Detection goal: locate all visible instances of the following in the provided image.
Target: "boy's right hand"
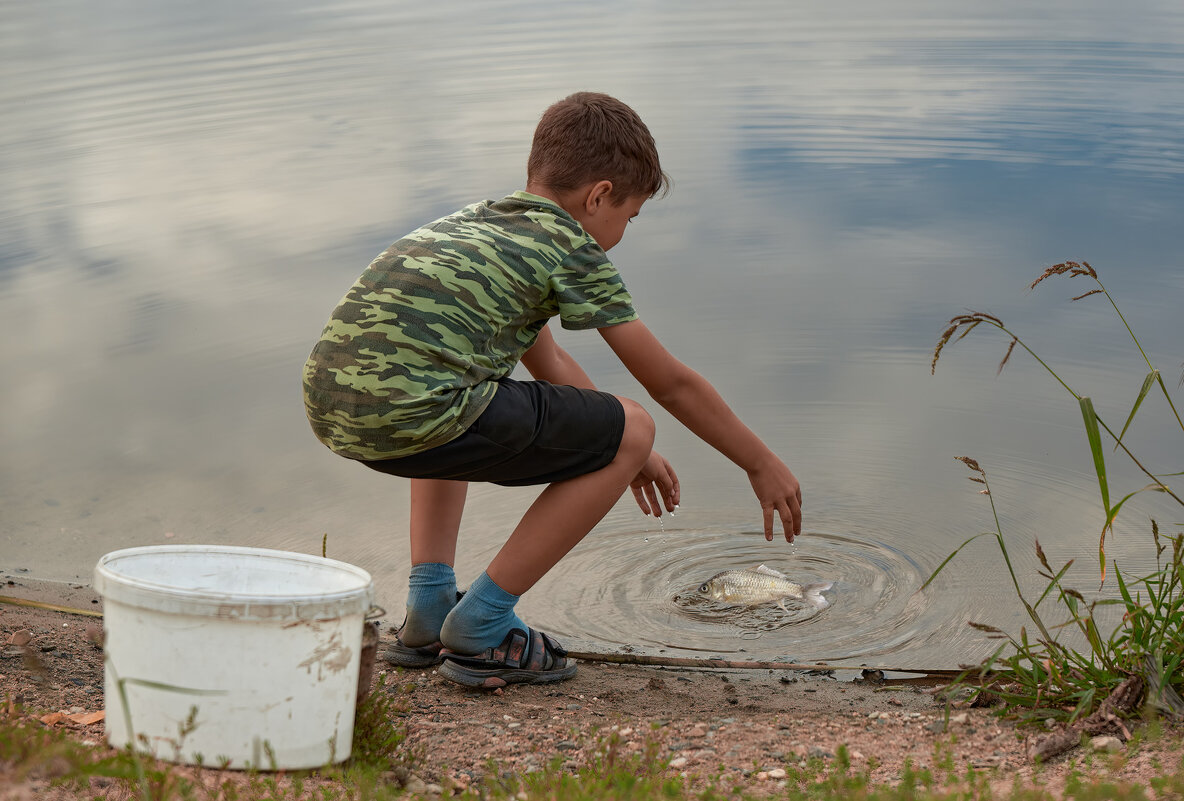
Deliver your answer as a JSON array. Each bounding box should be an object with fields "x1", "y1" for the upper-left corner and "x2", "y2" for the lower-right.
[
  {"x1": 747, "y1": 457, "x2": 802, "y2": 542},
  {"x1": 630, "y1": 450, "x2": 680, "y2": 518}
]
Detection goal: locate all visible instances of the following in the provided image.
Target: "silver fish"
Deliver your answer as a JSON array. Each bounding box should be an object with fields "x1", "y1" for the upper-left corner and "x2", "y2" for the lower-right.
[{"x1": 697, "y1": 564, "x2": 833, "y2": 611}]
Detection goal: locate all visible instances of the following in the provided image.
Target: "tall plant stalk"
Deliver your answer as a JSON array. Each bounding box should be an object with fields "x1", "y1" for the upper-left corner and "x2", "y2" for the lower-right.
[
  {"x1": 927, "y1": 261, "x2": 1183, "y2": 726},
  {"x1": 932, "y1": 261, "x2": 1183, "y2": 577}
]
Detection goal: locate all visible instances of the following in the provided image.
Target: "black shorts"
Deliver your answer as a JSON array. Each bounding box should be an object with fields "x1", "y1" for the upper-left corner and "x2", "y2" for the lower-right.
[{"x1": 359, "y1": 379, "x2": 625, "y2": 487}]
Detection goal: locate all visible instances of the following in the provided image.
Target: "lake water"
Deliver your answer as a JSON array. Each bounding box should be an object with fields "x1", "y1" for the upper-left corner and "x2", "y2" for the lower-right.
[{"x1": 3, "y1": 0, "x2": 1182, "y2": 669}]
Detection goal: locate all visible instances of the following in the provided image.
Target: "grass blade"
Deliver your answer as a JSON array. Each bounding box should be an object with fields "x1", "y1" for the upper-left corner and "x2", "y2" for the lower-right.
[
  {"x1": 919, "y1": 531, "x2": 994, "y2": 591},
  {"x1": 119, "y1": 678, "x2": 227, "y2": 695},
  {"x1": 1104, "y1": 484, "x2": 1165, "y2": 538},
  {"x1": 1034, "y1": 559, "x2": 1074, "y2": 607},
  {"x1": 1080, "y1": 397, "x2": 1111, "y2": 576},
  {"x1": 1114, "y1": 370, "x2": 1158, "y2": 451}
]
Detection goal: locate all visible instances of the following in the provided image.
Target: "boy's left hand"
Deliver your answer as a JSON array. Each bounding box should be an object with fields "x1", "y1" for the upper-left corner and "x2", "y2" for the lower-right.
[{"x1": 630, "y1": 450, "x2": 680, "y2": 517}]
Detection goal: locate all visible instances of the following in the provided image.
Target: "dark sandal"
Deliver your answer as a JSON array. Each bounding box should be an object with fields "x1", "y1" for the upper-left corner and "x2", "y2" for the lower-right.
[
  {"x1": 383, "y1": 636, "x2": 444, "y2": 669},
  {"x1": 382, "y1": 590, "x2": 465, "y2": 669},
  {"x1": 437, "y1": 627, "x2": 576, "y2": 689}
]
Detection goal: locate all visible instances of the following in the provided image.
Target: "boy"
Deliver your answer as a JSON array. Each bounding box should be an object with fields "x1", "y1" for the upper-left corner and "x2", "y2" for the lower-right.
[{"x1": 303, "y1": 92, "x2": 802, "y2": 689}]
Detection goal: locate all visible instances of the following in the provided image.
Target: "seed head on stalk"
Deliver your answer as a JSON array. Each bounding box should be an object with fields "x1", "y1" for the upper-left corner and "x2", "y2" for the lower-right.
[
  {"x1": 1028, "y1": 260, "x2": 1098, "y2": 290},
  {"x1": 932, "y1": 311, "x2": 1007, "y2": 375}
]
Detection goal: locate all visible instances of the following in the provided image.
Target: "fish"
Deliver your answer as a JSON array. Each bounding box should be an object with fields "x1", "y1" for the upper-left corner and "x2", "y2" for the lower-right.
[{"x1": 697, "y1": 564, "x2": 833, "y2": 611}]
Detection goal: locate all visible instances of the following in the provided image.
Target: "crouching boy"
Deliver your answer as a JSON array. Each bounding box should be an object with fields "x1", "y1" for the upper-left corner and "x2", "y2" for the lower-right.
[{"x1": 303, "y1": 91, "x2": 802, "y2": 689}]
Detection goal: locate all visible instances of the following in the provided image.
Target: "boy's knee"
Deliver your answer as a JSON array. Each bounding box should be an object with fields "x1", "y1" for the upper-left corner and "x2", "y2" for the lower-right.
[{"x1": 617, "y1": 397, "x2": 655, "y2": 458}]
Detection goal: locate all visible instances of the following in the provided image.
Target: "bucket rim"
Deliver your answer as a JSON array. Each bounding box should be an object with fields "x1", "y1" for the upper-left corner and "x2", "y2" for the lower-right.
[{"x1": 94, "y1": 544, "x2": 374, "y2": 621}]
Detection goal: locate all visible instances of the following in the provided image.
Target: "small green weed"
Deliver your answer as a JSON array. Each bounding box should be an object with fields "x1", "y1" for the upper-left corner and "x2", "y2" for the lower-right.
[
  {"x1": 2, "y1": 709, "x2": 1184, "y2": 800},
  {"x1": 929, "y1": 261, "x2": 1183, "y2": 725}
]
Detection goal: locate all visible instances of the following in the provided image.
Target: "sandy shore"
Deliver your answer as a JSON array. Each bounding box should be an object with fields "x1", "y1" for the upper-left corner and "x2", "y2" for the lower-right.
[{"x1": 2, "y1": 575, "x2": 1181, "y2": 798}]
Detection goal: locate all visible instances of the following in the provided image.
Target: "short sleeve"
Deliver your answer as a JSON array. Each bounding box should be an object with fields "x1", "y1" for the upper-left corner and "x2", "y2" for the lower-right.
[{"x1": 549, "y1": 243, "x2": 638, "y2": 330}]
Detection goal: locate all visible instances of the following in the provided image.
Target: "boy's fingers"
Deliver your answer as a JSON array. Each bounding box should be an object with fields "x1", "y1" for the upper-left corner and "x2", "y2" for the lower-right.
[
  {"x1": 785, "y1": 497, "x2": 802, "y2": 541},
  {"x1": 667, "y1": 464, "x2": 681, "y2": 510},
  {"x1": 631, "y1": 485, "x2": 651, "y2": 516},
  {"x1": 780, "y1": 501, "x2": 796, "y2": 543},
  {"x1": 762, "y1": 505, "x2": 774, "y2": 541},
  {"x1": 644, "y1": 484, "x2": 661, "y2": 517}
]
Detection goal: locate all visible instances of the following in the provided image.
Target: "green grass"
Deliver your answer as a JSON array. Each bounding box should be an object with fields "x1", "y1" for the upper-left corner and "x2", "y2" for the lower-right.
[
  {"x1": 928, "y1": 260, "x2": 1184, "y2": 726},
  {"x1": 3, "y1": 707, "x2": 1184, "y2": 800}
]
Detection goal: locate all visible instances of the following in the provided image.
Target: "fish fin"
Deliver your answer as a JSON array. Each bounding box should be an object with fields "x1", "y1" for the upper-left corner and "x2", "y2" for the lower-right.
[
  {"x1": 802, "y1": 582, "x2": 833, "y2": 610},
  {"x1": 777, "y1": 598, "x2": 790, "y2": 614},
  {"x1": 752, "y1": 564, "x2": 788, "y2": 578}
]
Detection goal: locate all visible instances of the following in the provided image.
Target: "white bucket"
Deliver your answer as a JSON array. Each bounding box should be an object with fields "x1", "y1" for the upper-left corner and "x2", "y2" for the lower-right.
[{"x1": 94, "y1": 545, "x2": 374, "y2": 769}]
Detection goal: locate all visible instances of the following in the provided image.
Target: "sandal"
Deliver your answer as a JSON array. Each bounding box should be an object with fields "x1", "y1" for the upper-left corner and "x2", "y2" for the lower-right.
[
  {"x1": 383, "y1": 636, "x2": 445, "y2": 669},
  {"x1": 382, "y1": 590, "x2": 465, "y2": 669},
  {"x1": 437, "y1": 627, "x2": 577, "y2": 689}
]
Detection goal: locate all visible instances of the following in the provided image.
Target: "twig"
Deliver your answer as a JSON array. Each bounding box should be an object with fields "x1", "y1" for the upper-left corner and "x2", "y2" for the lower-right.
[
  {"x1": 0, "y1": 595, "x2": 102, "y2": 618},
  {"x1": 565, "y1": 650, "x2": 963, "y2": 677},
  {"x1": 1027, "y1": 675, "x2": 1145, "y2": 762}
]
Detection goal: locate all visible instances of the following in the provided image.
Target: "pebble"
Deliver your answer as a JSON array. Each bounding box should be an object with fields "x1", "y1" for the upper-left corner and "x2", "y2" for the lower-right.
[
  {"x1": 669, "y1": 757, "x2": 688, "y2": 769},
  {"x1": 1090, "y1": 735, "x2": 1124, "y2": 754},
  {"x1": 808, "y1": 746, "x2": 834, "y2": 760},
  {"x1": 768, "y1": 768, "x2": 787, "y2": 779},
  {"x1": 950, "y1": 713, "x2": 968, "y2": 725}
]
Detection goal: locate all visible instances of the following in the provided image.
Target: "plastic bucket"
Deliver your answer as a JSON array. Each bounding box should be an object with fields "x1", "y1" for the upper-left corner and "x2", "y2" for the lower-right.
[{"x1": 94, "y1": 545, "x2": 374, "y2": 769}]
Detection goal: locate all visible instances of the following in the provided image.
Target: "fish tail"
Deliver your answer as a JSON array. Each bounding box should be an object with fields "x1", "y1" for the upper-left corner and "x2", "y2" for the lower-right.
[{"x1": 802, "y1": 582, "x2": 833, "y2": 610}]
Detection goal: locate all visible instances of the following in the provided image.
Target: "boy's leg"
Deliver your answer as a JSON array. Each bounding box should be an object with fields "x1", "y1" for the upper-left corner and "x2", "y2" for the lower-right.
[
  {"x1": 410, "y1": 478, "x2": 467, "y2": 565},
  {"x1": 440, "y1": 398, "x2": 654, "y2": 654},
  {"x1": 398, "y1": 478, "x2": 467, "y2": 648}
]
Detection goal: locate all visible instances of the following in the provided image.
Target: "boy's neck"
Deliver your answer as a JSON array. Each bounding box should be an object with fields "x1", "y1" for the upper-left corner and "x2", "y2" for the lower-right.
[{"x1": 523, "y1": 182, "x2": 580, "y2": 219}]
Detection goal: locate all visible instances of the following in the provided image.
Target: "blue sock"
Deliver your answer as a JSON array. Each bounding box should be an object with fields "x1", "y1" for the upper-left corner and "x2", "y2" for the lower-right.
[
  {"x1": 399, "y1": 562, "x2": 458, "y2": 647},
  {"x1": 440, "y1": 571, "x2": 527, "y2": 655}
]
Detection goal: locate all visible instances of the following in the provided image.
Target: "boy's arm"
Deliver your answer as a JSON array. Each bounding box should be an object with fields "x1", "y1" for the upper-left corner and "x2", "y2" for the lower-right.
[
  {"x1": 520, "y1": 325, "x2": 680, "y2": 517},
  {"x1": 518, "y1": 324, "x2": 596, "y2": 388},
  {"x1": 598, "y1": 319, "x2": 802, "y2": 541}
]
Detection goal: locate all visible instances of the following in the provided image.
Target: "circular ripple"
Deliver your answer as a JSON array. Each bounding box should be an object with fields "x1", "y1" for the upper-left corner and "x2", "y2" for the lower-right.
[{"x1": 521, "y1": 526, "x2": 980, "y2": 667}]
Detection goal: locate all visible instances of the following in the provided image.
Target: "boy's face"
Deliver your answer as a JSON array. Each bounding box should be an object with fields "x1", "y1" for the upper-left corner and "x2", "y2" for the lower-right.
[{"x1": 578, "y1": 191, "x2": 647, "y2": 251}]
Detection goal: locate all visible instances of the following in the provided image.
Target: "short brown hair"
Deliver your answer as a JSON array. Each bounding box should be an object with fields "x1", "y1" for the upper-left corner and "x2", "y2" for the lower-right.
[{"x1": 527, "y1": 92, "x2": 669, "y2": 203}]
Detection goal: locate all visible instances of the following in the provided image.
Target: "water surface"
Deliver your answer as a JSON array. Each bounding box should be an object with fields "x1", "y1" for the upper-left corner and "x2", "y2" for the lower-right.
[{"x1": 3, "y1": 0, "x2": 1182, "y2": 668}]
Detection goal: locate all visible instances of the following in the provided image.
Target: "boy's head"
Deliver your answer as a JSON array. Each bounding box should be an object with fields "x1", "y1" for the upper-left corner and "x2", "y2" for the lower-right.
[{"x1": 527, "y1": 92, "x2": 669, "y2": 205}]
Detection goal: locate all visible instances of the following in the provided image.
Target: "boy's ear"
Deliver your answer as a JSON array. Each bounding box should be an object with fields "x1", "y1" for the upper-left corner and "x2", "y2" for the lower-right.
[{"x1": 583, "y1": 180, "x2": 614, "y2": 214}]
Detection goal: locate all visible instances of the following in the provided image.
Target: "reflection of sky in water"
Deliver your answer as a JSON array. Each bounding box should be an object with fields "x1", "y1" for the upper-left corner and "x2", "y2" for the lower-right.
[{"x1": 2, "y1": 1, "x2": 1182, "y2": 666}]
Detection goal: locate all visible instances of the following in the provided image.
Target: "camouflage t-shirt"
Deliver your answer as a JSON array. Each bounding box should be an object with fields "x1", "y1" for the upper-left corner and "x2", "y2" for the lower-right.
[{"x1": 302, "y1": 191, "x2": 638, "y2": 460}]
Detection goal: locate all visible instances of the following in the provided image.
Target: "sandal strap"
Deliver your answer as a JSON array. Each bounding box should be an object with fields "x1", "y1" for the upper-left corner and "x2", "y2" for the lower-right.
[
  {"x1": 444, "y1": 626, "x2": 568, "y2": 671},
  {"x1": 533, "y1": 630, "x2": 567, "y2": 669}
]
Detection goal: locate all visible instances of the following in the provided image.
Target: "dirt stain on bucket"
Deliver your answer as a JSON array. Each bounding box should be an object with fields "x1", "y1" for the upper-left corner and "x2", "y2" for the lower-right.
[{"x1": 298, "y1": 631, "x2": 353, "y2": 680}]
